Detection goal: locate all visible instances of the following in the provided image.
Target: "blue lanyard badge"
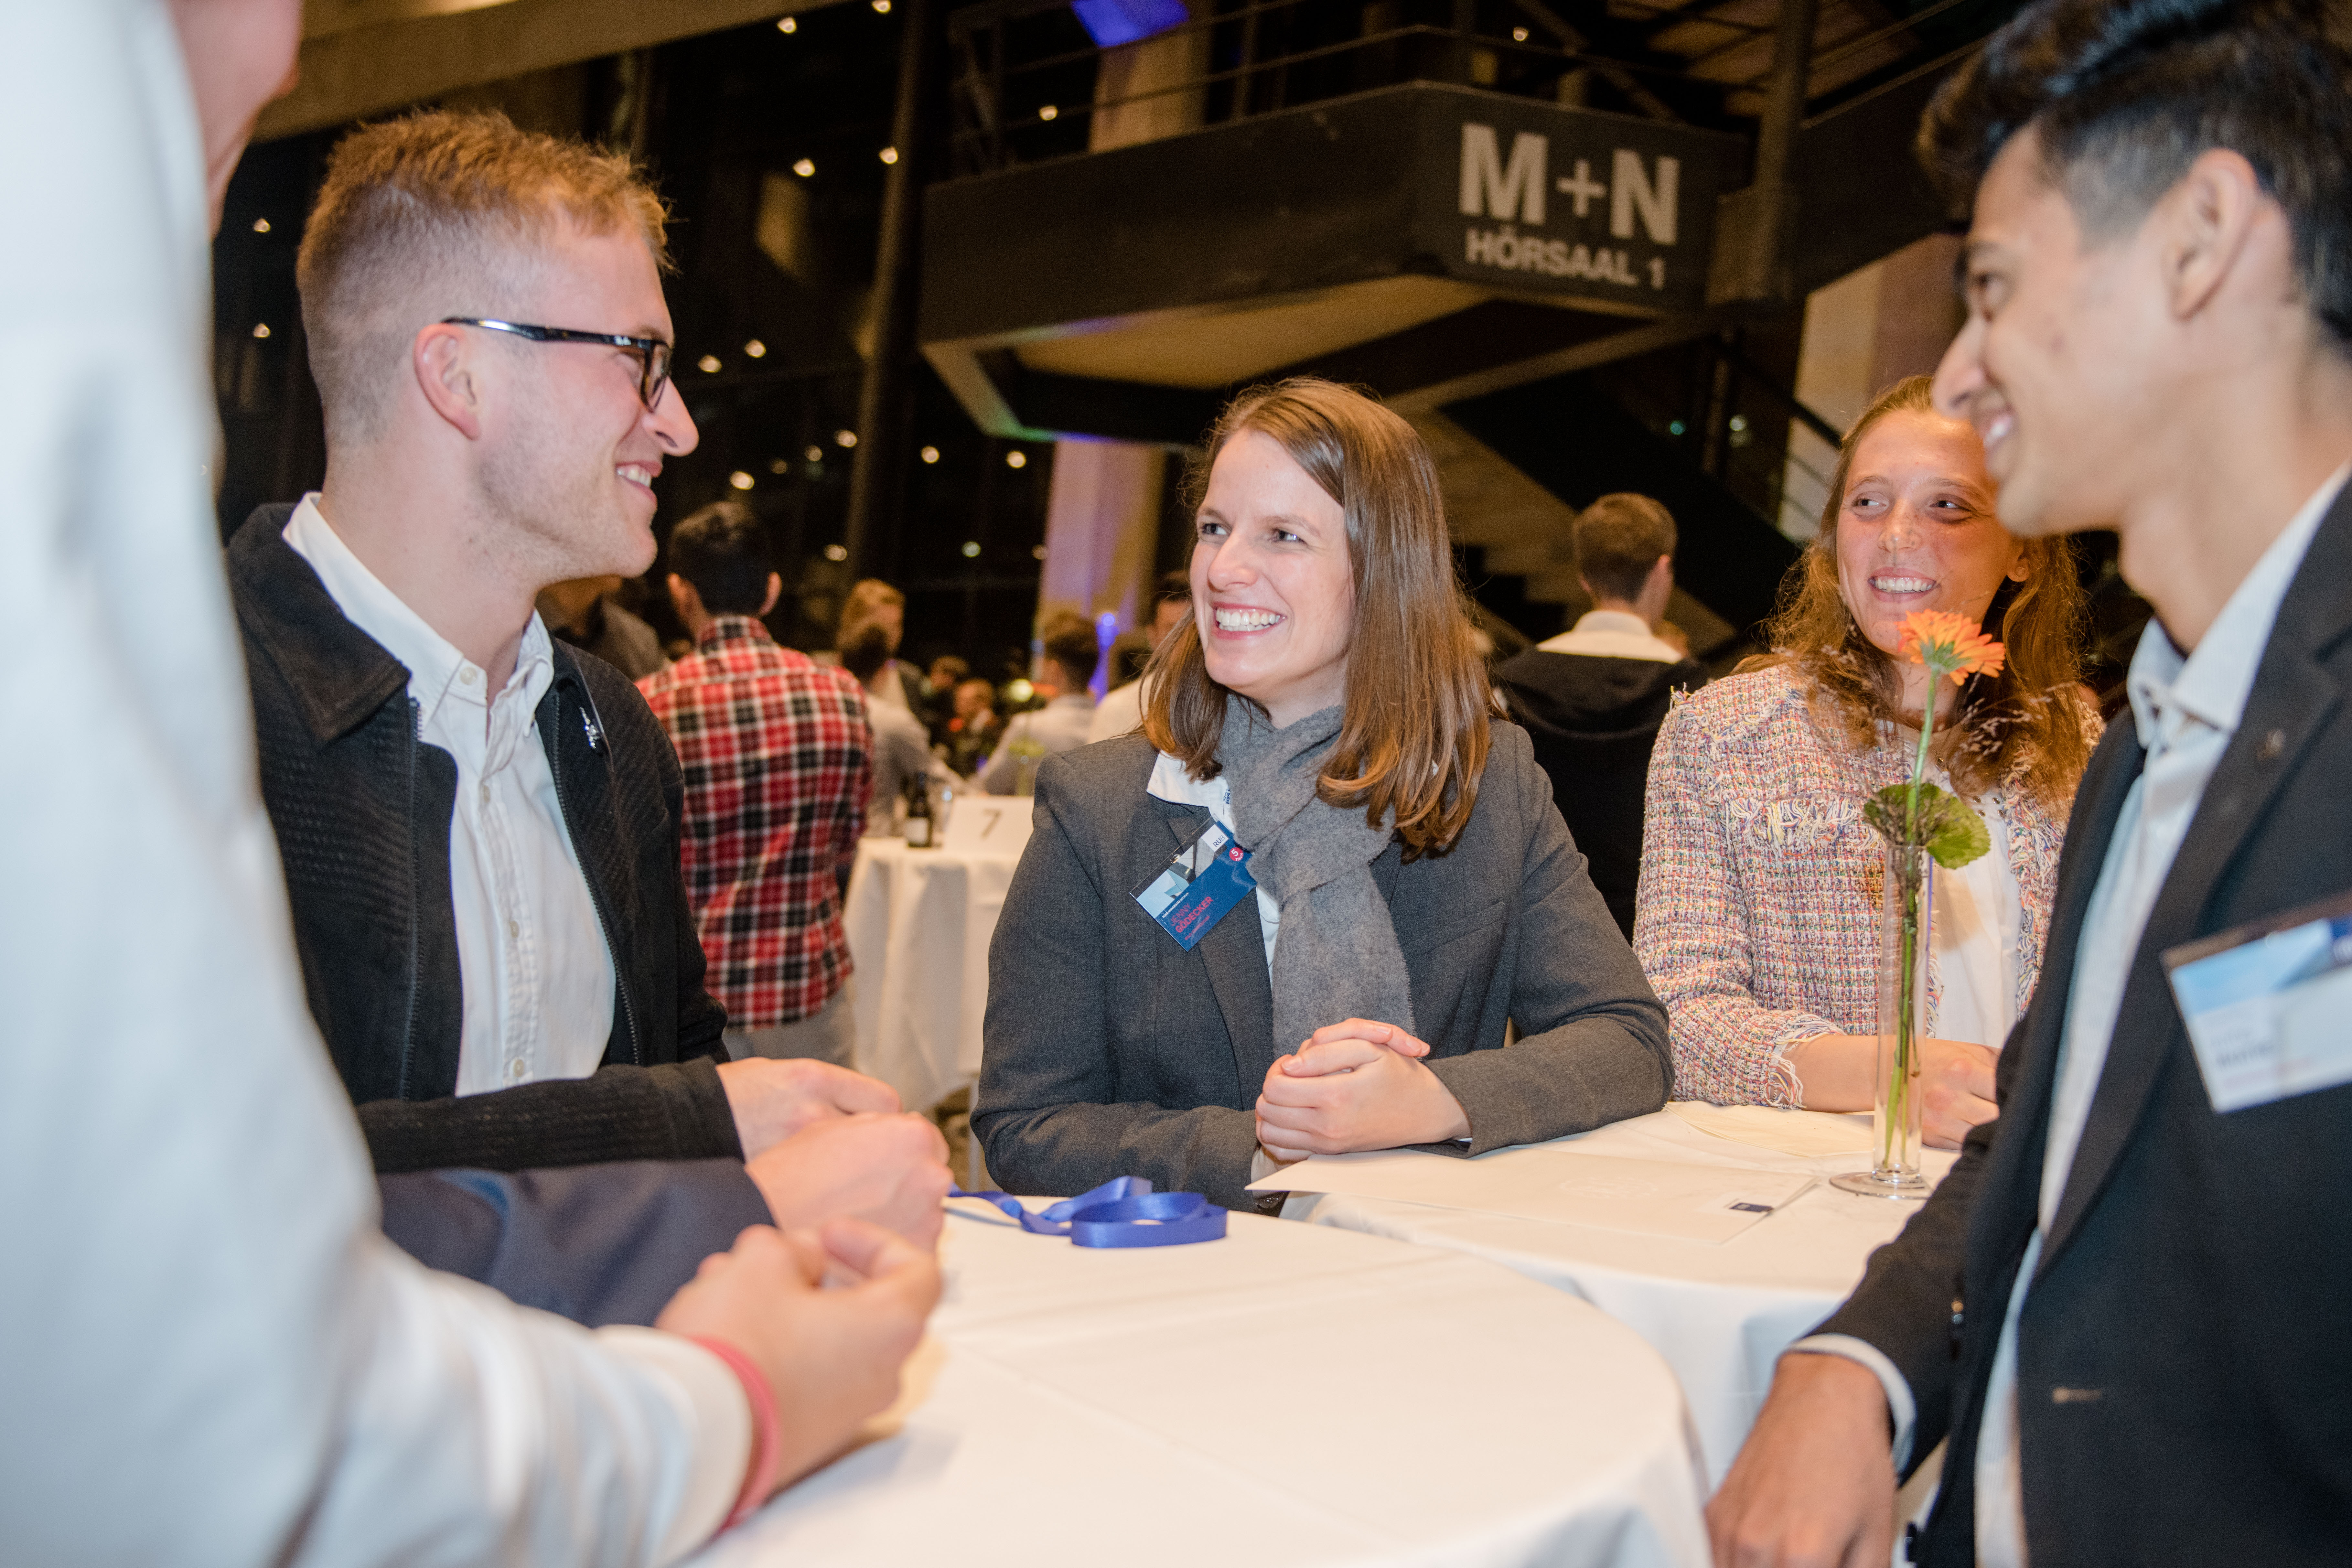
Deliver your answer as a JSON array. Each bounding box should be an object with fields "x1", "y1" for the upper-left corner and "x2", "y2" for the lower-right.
[{"x1": 1132, "y1": 821, "x2": 1257, "y2": 951}]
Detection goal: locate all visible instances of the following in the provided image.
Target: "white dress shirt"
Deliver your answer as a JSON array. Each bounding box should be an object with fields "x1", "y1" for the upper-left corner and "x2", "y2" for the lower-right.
[
  {"x1": 981, "y1": 693, "x2": 1099, "y2": 794},
  {"x1": 1791, "y1": 463, "x2": 2347, "y2": 1565},
  {"x1": 1087, "y1": 676, "x2": 1148, "y2": 743},
  {"x1": 1, "y1": 6, "x2": 744, "y2": 1561},
  {"x1": 285, "y1": 496, "x2": 618, "y2": 1094},
  {"x1": 1535, "y1": 607, "x2": 1687, "y2": 663}
]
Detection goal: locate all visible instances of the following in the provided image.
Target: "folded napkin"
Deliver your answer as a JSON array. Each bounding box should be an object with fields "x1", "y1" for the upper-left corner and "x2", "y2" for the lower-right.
[{"x1": 1667, "y1": 1101, "x2": 1874, "y2": 1158}]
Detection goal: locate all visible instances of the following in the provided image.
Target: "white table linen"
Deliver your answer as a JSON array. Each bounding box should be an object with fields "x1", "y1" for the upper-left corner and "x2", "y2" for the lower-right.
[
  {"x1": 1286, "y1": 1107, "x2": 1958, "y2": 1485},
  {"x1": 842, "y1": 838, "x2": 1023, "y2": 1112},
  {"x1": 693, "y1": 1205, "x2": 1711, "y2": 1567}
]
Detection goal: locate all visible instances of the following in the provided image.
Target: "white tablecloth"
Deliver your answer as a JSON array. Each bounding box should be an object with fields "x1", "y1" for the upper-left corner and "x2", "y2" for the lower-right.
[
  {"x1": 840, "y1": 839, "x2": 1022, "y2": 1113},
  {"x1": 692, "y1": 1204, "x2": 1711, "y2": 1568},
  {"x1": 1287, "y1": 1108, "x2": 1959, "y2": 1486}
]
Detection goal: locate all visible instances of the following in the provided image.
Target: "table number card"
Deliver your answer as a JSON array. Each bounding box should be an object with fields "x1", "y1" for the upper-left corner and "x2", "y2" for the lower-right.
[{"x1": 941, "y1": 797, "x2": 1036, "y2": 857}]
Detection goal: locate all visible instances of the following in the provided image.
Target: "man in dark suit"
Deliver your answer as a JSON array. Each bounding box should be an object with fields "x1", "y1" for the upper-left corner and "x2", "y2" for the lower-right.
[{"x1": 1707, "y1": 2, "x2": 2352, "y2": 1564}]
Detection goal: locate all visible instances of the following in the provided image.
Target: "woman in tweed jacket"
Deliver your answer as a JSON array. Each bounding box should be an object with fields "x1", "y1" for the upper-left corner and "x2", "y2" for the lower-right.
[{"x1": 1635, "y1": 378, "x2": 2098, "y2": 1146}]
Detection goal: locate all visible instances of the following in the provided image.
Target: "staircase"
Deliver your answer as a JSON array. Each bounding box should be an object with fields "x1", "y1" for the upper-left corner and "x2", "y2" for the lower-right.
[{"x1": 918, "y1": 0, "x2": 2029, "y2": 645}]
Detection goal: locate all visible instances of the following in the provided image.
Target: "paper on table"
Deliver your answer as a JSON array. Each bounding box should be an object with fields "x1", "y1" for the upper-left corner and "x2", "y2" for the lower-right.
[
  {"x1": 1249, "y1": 1145, "x2": 1816, "y2": 1245},
  {"x1": 1667, "y1": 1101, "x2": 1874, "y2": 1158}
]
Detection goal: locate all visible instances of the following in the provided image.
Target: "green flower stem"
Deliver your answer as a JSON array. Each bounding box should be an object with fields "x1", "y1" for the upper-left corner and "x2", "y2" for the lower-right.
[{"x1": 1885, "y1": 655, "x2": 1953, "y2": 1177}]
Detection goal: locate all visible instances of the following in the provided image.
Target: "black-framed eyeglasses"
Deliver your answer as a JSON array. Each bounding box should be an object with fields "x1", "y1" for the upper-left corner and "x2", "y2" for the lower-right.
[{"x1": 442, "y1": 317, "x2": 674, "y2": 411}]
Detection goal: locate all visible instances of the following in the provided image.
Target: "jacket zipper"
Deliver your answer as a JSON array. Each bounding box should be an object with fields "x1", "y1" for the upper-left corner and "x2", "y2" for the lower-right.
[{"x1": 550, "y1": 682, "x2": 642, "y2": 1065}]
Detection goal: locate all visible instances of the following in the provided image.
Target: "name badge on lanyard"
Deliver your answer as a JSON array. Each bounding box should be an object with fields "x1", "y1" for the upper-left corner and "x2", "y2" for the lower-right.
[
  {"x1": 1132, "y1": 821, "x2": 1257, "y2": 951},
  {"x1": 2164, "y1": 887, "x2": 2352, "y2": 1113}
]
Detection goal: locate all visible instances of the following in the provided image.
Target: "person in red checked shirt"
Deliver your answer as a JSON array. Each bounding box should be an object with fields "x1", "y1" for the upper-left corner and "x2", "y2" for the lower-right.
[{"x1": 643, "y1": 500, "x2": 875, "y2": 1068}]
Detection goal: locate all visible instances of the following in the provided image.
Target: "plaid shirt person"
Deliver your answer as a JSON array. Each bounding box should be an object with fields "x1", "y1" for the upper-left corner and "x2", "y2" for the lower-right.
[{"x1": 639, "y1": 616, "x2": 872, "y2": 1027}]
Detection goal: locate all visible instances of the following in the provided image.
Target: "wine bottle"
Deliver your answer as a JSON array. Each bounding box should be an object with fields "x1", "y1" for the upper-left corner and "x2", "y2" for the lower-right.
[{"x1": 903, "y1": 773, "x2": 934, "y2": 848}]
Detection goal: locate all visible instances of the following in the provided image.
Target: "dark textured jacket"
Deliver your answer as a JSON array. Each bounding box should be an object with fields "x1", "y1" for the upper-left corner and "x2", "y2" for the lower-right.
[
  {"x1": 229, "y1": 504, "x2": 737, "y2": 1174},
  {"x1": 1494, "y1": 646, "x2": 1704, "y2": 938},
  {"x1": 1818, "y1": 484, "x2": 2352, "y2": 1565}
]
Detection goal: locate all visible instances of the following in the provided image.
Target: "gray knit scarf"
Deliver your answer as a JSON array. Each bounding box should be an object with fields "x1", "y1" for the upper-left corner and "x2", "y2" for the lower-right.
[{"x1": 1218, "y1": 701, "x2": 1415, "y2": 1058}]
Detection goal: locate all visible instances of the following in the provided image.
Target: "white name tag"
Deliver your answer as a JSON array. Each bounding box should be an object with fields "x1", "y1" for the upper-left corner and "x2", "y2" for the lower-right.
[{"x1": 2164, "y1": 890, "x2": 2352, "y2": 1114}]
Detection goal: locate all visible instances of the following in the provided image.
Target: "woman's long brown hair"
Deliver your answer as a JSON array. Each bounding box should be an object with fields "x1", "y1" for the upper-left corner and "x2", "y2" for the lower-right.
[
  {"x1": 1141, "y1": 378, "x2": 1492, "y2": 860},
  {"x1": 1741, "y1": 375, "x2": 2091, "y2": 806}
]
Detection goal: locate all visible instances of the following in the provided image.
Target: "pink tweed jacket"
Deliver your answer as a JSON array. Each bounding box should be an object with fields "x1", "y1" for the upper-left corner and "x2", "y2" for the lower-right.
[{"x1": 1634, "y1": 665, "x2": 2089, "y2": 1106}]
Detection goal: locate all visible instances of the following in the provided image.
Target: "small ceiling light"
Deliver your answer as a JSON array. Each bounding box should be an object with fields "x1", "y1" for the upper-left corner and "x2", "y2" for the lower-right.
[
  {"x1": 919, "y1": 445, "x2": 940, "y2": 464},
  {"x1": 872, "y1": 0, "x2": 891, "y2": 12},
  {"x1": 1005, "y1": 679, "x2": 1034, "y2": 703},
  {"x1": 1669, "y1": 419, "x2": 1687, "y2": 436},
  {"x1": 792, "y1": 157, "x2": 816, "y2": 178},
  {"x1": 728, "y1": 471, "x2": 756, "y2": 490},
  {"x1": 834, "y1": 429, "x2": 858, "y2": 448},
  {"x1": 823, "y1": 543, "x2": 849, "y2": 562},
  {"x1": 1512, "y1": 25, "x2": 1529, "y2": 40},
  {"x1": 1031, "y1": 543, "x2": 1048, "y2": 561},
  {"x1": 769, "y1": 458, "x2": 789, "y2": 474},
  {"x1": 1038, "y1": 104, "x2": 1058, "y2": 122},
  {"x1": 1004, "y1": 450, "x2": 1027, "y2": 469},
  {"x1": 697, "y1": 354, "x2": 722, "y2": 374},
  {"x1": 252, "y1": 217, "x2": 271, "y2": 234},
  {"x1": 743, "y1": 338, "x2": 767, "y2": 358},
  {"x1": 251, "y1": 322, "x2": 272, "y2": 339},
  {"x1": 1728, "y1": 414, "x2": 1749, "y2": 432},
  {"x1": 879, "y1": 146, "x2": 899, "y2": 165},
  {"x1": 777, "y1": 15, "x2": 796, "y2": 31},
  {"x1": 961, "y1": 541, "x2": 982, "y2": 558},
  {"x1": 805, "y1": 444, "x2": 824, "y2": 463}
]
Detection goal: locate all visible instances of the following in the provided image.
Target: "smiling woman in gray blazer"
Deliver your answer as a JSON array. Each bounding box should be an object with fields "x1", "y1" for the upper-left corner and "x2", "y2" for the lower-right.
[{"x1": 974, "y1": 379, "x2": 1670, "y2": 1210}]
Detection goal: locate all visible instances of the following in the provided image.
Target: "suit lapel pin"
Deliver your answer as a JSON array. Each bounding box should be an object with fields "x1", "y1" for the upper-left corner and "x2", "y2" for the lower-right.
[
  {"x1": 2257, "y1": 728, "x2": 2286, "y2": 762},
  {"x1": 583, "y1": 708, "x2": 605, "y2": 752}
]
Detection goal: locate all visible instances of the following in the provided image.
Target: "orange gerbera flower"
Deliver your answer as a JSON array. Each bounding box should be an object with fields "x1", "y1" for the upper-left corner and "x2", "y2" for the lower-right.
[{"x1": 1895, "y1": 608, "x2": 2007, "y2": 685}]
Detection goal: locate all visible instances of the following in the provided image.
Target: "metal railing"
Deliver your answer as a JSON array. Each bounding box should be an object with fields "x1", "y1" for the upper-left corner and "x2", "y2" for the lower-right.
[{"x1": 941, "y1": 0, "x2": 1862, "y2": 176}]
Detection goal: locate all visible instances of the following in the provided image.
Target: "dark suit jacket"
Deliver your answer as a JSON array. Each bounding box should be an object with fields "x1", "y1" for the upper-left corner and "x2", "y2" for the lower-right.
[
  {"x1": 1818, "y1": 486, "x2": 2352, "y2": 1565},
  {"x1": 379, "y1": 1161, "x2": 769, "y2": 1328},
  {"x1": 973, "y1": 726, "x2": 1671, "y2": 1210},
  {"x1": 229, "y1": 505, "x2": 736, "y2": 1173},
  {"x1": 1495, "y1": 646, "x2": 1705, "y2": 938}
]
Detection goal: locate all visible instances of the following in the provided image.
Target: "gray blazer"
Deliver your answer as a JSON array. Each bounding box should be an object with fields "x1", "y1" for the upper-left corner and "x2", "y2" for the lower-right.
[{"x1": 974, "y1": 725, "x2": 1670, "y2": 1209}]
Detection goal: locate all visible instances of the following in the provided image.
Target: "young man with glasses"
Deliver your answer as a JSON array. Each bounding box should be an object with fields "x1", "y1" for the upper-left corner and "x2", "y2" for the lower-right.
[{"x1": 225, "y1": 110, "x2": 945, "y2": 1211}]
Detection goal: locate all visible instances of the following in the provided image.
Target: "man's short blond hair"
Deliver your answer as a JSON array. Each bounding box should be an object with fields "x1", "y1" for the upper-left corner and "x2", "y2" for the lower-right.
[
  {"x1": 295, "y1": 110, "x2": 670, "y2": 444},
  {"x1": 1572, "y1": 492, "x2": 1677, "y2": 603}
]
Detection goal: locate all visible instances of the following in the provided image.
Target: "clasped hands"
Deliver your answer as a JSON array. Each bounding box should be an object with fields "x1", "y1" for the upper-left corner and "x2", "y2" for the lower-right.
[
  {"x1": 1254, "y1": 1017, "x2": 1470, "y2": 1163},
  {"x1": 716, "y1": 1056, "x2": 952, "y2": 1248}
]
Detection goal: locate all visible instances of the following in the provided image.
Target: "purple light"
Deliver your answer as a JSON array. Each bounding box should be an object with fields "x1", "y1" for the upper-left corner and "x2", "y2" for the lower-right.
[{"x1": 1070, "y1": 0, "x2": 1189, "y2": 49}]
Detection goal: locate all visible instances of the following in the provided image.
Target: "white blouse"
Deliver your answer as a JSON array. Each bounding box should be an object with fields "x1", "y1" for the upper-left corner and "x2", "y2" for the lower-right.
[{"x1": 1929, "y1": 793, "x2": 2025, "y2": 1048}]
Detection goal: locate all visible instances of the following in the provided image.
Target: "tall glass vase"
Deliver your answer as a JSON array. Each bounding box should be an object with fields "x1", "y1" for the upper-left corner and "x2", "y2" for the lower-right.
[{"x1": 1832, "y1": 840, "x2": 1934, "y2": 1199}]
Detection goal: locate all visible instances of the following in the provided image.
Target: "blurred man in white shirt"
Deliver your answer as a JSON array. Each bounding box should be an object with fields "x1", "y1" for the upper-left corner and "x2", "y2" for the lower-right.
[{"x1": 0, "y1": 4, "x2": 938, "y2": 1561}]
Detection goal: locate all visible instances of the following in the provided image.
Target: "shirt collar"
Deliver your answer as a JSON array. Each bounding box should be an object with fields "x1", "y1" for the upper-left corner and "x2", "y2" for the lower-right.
[
  {"x1": 1573, "y1": 609, "x2": 1656, "y2": 639},
  {"x1": 282, "y1": 492, "x2": 554, "y2": 735},
  {"x1": 1147, "y1": 749, "x2": 1228, "y2": 810},
  {"x1": 2126, "y1": 460, "x2": 2351, "y2": 750},
  {"x1": 696, "y1": 614, "x2": 772, "y2": 652}
]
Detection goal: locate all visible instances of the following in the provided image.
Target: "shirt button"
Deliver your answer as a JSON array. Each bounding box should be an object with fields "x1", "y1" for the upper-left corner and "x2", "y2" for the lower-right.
[
  {"x1": 508, "y1": 919, "x2": 519, "y2": 940},
  {"x1": 479, "y1": 783, "x2": 490, "y2": 805},
  {"x1": 506, "y1": 1058, "x2": 527, "y2": 1083},
  {"x1": 459, "y1": 667, "x2": 479, "y2": 686}
]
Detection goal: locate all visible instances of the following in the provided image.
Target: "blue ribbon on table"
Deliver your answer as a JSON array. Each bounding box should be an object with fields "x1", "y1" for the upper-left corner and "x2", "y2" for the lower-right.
[{"x1": 948, "y1": 1176, "x2": 1227, "y2": 1248}]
